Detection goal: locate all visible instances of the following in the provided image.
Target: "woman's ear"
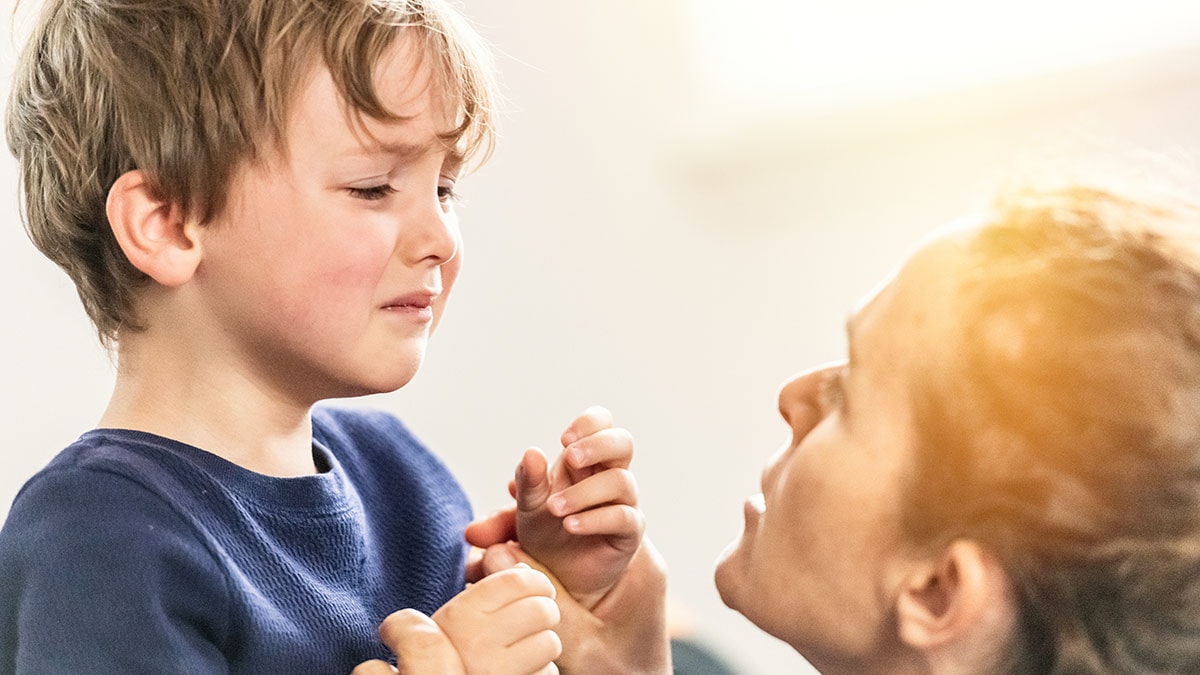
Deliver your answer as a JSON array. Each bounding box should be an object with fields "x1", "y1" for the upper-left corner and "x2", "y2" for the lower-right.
[
  {"x1": 894, "y1": 539, "x2": 1013, "y2": 652},
  {"x1": 106, "y1": 170, "x2": 202, "y2": 287}
]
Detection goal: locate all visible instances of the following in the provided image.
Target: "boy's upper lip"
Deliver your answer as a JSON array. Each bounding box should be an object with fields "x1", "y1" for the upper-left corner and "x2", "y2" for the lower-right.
[{"x1": 382, "y1": 289, "x2": 439, "y2": 309}]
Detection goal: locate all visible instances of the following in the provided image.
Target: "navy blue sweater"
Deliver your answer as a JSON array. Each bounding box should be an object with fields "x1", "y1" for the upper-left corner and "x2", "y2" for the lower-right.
[{"x1": 0, "y1": 406, "x2": 472, "y2": 674}]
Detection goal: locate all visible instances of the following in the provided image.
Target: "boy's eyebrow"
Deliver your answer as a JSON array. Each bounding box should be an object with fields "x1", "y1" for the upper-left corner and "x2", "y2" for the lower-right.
[
  {"x1": 343, "y1": 139, "x2": 463, "y2": 174},
  {"x1": 347, "y1": 140, "x2": 465, "y2": 170},
  {"x1": 351, "y1": 140, "x2": 432, "y2": 159}
]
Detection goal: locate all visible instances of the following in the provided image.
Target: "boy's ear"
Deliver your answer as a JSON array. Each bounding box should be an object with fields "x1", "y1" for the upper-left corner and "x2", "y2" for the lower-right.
[
  {"x1": 894, "y1": 539, "x2": 1011, "y2": 651},
  {"x1": 106, "y1": 170, "x2": 202, "y2": 287}
]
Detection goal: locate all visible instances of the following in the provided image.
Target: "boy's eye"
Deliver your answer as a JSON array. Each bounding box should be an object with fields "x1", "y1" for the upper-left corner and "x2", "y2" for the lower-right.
[{"x1": 348, "y1": 184, "x2": 397, "y2": 201}]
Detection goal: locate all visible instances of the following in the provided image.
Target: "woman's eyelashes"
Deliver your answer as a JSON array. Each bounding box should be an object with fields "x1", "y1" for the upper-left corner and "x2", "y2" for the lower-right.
[{"x1": 817, "y1": 367, "x2": 846, "y2": 414}]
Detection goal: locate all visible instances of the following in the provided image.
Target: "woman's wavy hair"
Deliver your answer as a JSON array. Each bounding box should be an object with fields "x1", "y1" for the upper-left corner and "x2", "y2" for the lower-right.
[{"x1": 905, "y1": 186, "x2": 1200, "y2": 673}]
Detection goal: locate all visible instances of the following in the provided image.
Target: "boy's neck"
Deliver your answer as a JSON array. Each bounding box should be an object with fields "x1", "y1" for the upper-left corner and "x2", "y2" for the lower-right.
[{"x1": 100, "y1": 335, "x2": 320, "y2": 478}]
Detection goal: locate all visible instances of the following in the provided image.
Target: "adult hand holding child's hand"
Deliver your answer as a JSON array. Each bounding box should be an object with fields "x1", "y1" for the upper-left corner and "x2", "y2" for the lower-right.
[
  {"x1": 466, "y1": 406, "x2": 644, "y2": 610},
  {"x1": 355, "y1": 565, "x2": 561, "y2": 675}
]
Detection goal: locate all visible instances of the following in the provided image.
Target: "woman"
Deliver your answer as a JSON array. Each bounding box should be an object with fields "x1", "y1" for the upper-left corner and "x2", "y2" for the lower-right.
[{"x1": 714, "y1": 185, "x2": 1200, "y2": 673}]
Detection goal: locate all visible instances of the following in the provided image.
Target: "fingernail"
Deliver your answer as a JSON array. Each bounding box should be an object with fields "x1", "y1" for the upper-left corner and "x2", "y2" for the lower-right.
[
  {"x1": 562, "y1": 431, "x2": 578, "y2": 446},
  {"x1": 567, "y1": 446, "x2": 587, "y2": 467},
  {"x1": 490, "y1": 545, "x2": 517, "y2": 569},
  {"x1": 514, "y1": 562, "x2": 530, "y2": 569},
  {"x1": 548, "y1": 494, "x2": 567, "y2": 515}
]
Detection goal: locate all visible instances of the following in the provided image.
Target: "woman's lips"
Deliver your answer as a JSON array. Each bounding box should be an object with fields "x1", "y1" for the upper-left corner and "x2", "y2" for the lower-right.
[{"x1": 745, "y1": 493, "x2": 766, "y2": 518}]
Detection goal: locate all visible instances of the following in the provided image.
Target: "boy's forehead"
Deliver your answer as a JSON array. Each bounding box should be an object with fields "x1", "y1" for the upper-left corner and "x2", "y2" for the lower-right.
[
  {"x1": 371, "y1": 37, "x2": 447, "y2": 115},
  {"x1": 281, "y1": 49, "x2": 460, "y2": 161}
]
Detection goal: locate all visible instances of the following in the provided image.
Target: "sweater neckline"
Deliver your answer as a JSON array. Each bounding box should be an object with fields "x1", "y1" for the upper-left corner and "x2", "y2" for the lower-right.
[{"x1": 77, "y1": 427, "x2": 354, "y2": 514}]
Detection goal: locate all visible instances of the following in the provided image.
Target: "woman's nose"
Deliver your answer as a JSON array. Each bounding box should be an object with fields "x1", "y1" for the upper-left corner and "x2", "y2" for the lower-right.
[{"x1": 777, "y1": 362, "x2": 845, "y2": 437}]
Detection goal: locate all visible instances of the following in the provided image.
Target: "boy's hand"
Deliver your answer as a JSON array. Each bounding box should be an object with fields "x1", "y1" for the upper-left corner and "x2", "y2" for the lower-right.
[
  {"x1": 357, "y1": 566, "x2": 562, "y2": 675},
  {"x1": 437, "y1": 566, "x2": 562, "y2": 675},
  {"x1": 476, "y1": 541, "x2": 672, "y2": 675},
  {"x1": 351, "y1": 609, "x2": 465, "y2": 674},
  {"x1": 465, "y1": 406, "x2": 644, "y2": 609}
]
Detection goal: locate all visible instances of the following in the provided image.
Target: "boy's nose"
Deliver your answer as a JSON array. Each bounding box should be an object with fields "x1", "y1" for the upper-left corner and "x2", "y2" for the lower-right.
[{"x1": 398, "y1": 200, "x2": 459, "y2": 267}]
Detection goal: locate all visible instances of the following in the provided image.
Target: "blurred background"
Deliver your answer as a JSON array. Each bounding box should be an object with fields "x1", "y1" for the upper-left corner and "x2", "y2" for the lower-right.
[{"x1": 5, "y1": 1, "x2": 1200, "y2": 672}]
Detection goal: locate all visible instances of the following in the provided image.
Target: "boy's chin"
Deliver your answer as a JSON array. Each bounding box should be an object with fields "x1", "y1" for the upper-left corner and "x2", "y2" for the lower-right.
[
  {"x1": 322, "y1": 359, "x2": 425, "y2": 400},
  {"x1": 365, "y1": 364, "x2": 423, "y2": 395},
  {"x1": 368, "y1": 343, "x2": 428, "y2": 390}
]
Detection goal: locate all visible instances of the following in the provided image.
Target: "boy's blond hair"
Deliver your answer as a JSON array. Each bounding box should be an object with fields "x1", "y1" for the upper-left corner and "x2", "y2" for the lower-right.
[{"x1": 7, "y1": 0, "x2": 496, "y2": 346}]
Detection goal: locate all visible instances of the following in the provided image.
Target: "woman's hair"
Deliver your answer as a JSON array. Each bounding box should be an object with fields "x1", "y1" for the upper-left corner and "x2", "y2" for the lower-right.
[
  {"x1": 904, "y1": 186, "x2": 1200, "y2": 673},
  {"x1": 7, "y1": 0, "x2": 497, "y2": 346}
]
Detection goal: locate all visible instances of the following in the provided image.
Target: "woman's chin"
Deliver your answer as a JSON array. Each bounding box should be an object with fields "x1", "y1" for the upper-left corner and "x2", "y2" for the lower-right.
[{"x1": 713, "y1": 537, "x2": 746, "y2": 610}]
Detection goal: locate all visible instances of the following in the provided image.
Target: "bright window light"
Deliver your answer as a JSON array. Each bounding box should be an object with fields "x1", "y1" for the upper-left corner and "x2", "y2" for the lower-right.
[{"x1": 685, "y1": 0, "x2": 1200, "y2": 116}]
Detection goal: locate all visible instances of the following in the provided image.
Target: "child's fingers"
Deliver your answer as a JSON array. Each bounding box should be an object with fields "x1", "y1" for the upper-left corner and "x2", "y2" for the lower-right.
[
  {"x1": 560, "y1": 504, "x2": 645, "y2": 544},
  {"x1": 440, "y1": 566, "x2": 556, "y2": 617},
  {"x1": 559, "y1": 405, "x2": 614, "y2": 446},
  {"x1": 350, "y1": 660, "x2": 398, "y2": 675},
  {"x1": 546, "y1": 468, "x2": 638, "y2": 517},
  {"x1": 375, "y1": 609, "x2": 464, "y2": 674},
  {"x1": 465, "y1": 546, "x2": 486, "y2": 584},
  {"x1": 482, "y1": 543, "x2": 569, "y2": 598},
  {"x1": 489, "y1": 594, "x2": 561, "y2": 645},
  {"x1": 515, "y1": 447, "x2": 552, "y2": 513},
  {"x1": 435, "y1": 573, "x2": 561, "y2": 675},
  {"x1": 454, "y1": 631, "x2": 560, "y2": 675},
  {"x1": 563, "y1": 427, "x2": 634, "y2": 471},
  {"x1": 479, "y1": 542, "x2": 520, "y2": 576},
  {"x1": 499, "y1": 629, "x2": 562, "y2": 674},
  {"x1": 464, "y1": 507, "x2": 517, "y2": 549}
]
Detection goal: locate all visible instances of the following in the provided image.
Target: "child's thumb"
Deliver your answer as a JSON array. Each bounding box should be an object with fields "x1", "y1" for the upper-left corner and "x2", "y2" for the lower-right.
[{"x1": 515, "y1": 446, "x2": 552, "y2": 512}]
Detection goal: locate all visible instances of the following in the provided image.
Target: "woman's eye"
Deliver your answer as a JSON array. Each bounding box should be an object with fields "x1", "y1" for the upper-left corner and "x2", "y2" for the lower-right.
[
  {"x1": 817, "y1": 368, "x2": 845, "y2": 413},
  {"x1": 438, "y1": 185, "x2": 459, "y2": 203},
  {"x1": 348, "y1": 184, "x2": 397, "y2": 201}
]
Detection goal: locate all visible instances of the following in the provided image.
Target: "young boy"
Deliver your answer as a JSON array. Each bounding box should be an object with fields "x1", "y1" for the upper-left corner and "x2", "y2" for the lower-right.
[{"x1": 0, "y1": 1, "x2": 657, "y2": 673}]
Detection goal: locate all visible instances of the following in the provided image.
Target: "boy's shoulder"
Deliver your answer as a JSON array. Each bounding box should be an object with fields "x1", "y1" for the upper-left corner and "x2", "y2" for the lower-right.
[
  {"x1": 17, "y1": 428, "x2": 203, "y2": 504},
  {"x1": 0, "y1": 431, "x2": 229, "y2": 606},
  {"x1": 2, "y1": 429, "x2": 234, "y2": 548}
]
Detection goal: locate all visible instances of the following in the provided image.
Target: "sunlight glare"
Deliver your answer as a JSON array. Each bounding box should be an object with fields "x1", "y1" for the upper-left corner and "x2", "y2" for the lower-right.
[{"x1": 687, "y1": 0, "x2": 1200, "y2": 115}]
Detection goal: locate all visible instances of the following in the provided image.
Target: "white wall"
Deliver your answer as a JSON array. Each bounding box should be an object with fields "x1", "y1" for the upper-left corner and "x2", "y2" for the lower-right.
[{"x1": 4, "y1": 2, "x2": 1200, "y2": 673}]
